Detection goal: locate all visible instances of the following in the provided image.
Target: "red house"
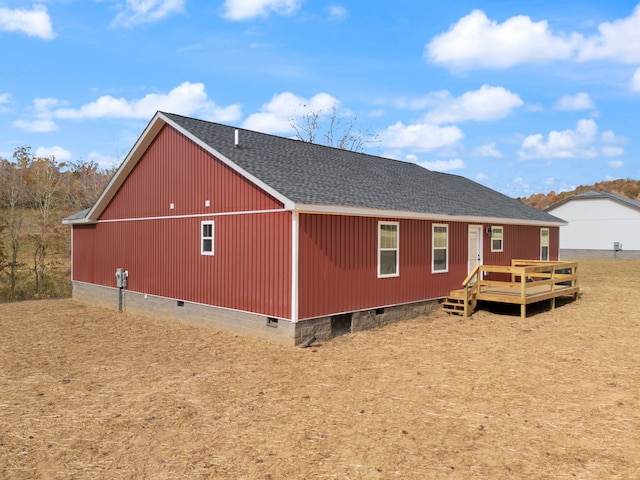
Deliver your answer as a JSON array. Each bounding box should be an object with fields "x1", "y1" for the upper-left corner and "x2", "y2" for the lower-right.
[{"x1": 64, "y1": 112, "x2": 564, "y2": 345}]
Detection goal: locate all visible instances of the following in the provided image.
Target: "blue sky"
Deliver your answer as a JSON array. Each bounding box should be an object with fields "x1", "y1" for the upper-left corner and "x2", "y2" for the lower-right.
[{"x1": 2, "y1": 0, "x2": 640, "y2": 198}]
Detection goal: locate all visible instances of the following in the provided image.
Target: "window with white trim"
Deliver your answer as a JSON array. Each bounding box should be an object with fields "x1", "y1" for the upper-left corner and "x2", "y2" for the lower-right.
[
  {"x1": 540, "y1": 228, "x2": 549, "y2": 261},
  {"x1": 491, "y1": 226, "x2": 503, "y2": 252},
  {"x1": 201, "y1": 221, "x2": 214, "y2": 256},
  {"x1": 378, "y1": 222, "x2": 399, "y2": 277},
  {"x1": 432, "y1": 224, "x2": 448, "y2": 273}
]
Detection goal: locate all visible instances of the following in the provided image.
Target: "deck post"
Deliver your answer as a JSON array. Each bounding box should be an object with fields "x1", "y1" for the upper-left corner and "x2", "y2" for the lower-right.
[
  {"x1": 520, "y1": 267, "x2": 527, "y2": 319},
  {"x1": 550, "y1": 267, "x2": 556, "y2": 310},
  {"x1": 463, "y1": 284, "x2": 469, "y2": 318}
]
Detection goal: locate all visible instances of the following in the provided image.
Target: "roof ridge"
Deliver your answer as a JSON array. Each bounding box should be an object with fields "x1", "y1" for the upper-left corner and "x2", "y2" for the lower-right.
[{"x1": 160, "y1": 111, "x2": 428, "y2": 170}]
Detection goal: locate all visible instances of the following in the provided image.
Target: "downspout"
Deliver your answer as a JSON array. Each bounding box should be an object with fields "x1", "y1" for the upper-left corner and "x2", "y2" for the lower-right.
[{"x1": 291, "y1": 210, "x2": 299, "y2": 323}]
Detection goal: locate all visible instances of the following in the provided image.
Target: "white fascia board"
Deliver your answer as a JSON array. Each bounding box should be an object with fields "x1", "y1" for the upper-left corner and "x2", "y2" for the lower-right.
[
  {"x1": 83, "y1": 113, "x2": 167, "y2": 223},
  {"x1": 81, "y1": 112, "x2": 295, "y2": 223},
  {"x1": 293, "y1": 203, "x2": 567, "y2": 227},
  {"x1": 161, "y1": 113, "x2": 295, "y2": 210},
  {"x1": 62, "y1": 217, "x2": 97, "y2": 225}
]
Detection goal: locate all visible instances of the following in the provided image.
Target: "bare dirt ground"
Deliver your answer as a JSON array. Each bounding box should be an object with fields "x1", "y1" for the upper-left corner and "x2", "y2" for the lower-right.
[{"x1": 1, "y1": 259, "x2": 639, "y2": 479}]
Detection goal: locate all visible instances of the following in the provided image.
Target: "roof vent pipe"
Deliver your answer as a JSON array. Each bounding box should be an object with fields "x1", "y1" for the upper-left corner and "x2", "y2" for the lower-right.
[{"x1": 234, "y1": 129, "x2": 239, "y2": 148}]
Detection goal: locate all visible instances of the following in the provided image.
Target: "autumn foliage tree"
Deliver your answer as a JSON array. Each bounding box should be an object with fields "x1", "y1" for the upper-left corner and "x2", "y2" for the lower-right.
[
  {"x1": 0, "y1": 147, "x2": 114, "y2": 301},
  {"x1": 520, "y1": 178, "x2": 640, "y2": 210}
]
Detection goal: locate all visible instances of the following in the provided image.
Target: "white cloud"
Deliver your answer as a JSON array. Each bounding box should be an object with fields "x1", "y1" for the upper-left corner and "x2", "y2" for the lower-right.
[
  {"x1": 554, "y1": 92, "x2": 595, "y2": 111},
  {"x1": 423, "y1": 85, "x2": 523, "y2": 124},
  {"x1": 518, "y1": 119, "x2": 624, "y2": 159},
  {"x1": 328, "y1": 5, "x2": 347, "y2": 21},
  {"x1": 608, "y1": 160, "x2": 624, "y2": 168},
  {"x1": 12, "y1": 97, "x2": 63, "y2": 132},
  {"x1": 426, "y1": 9, "x2": 578, "y2": 70},
  {"x1": 0, "y1": 93, "x2": 10, "y2": 113},
  {"x1": 111, "y1": 0, "x2": 185, "y2": 28},
  {"x1": 35, "y1": 146, "x2": 72, "y2": 161},
  {"x1": 222, "y1": 0, "x2": 301, "y2": 20},
  {"x1": 476, "y1": 173, "x2": 489, "y2": 181},
  {"x1": 578, "y1": 5, "x2": 640, "y2": 63},
  {"x1": 512, "y1": 177, "x2": 530, "y2": 191},
  {"x1": 378, "y1": 121, "x2": 464, "y2": 152},
  {"x1": 630, "y1": 68, "x2": 640, "y2": 92},
  {"x1": 53, "y1": 82, "x2": 241, "y2": 122},
  {"x1": 602, "y1": 146, "x2": 624, "y2": 157},
  {"x1": 601, "y1": 130, "x2": 625, "y2": 157},
  {"x1": 602, "y1": 130, "x2": 624, "y2": 144},
  {"x1": 389, "y1": 85, "x2": 522, "y2": 123},
  {"x1": 474, "y1": 142, "x2": 503, "y2": 158},
  {"x1": 420, "y1": 158, "x2": 466, "y2": 171},
  {"x1": 0, "y1": 4, "x2": 55, "y2": 40},
  {"x1": 87, "y1": 151, "x2": 121, "y2": 169},
  {"x1": 426, "y1": 6, "x2": 640, "y2": 71},
  {"x1": 13, "y1": 83, "x2": 241, "y2": 131},
  {"x1": 243, "y1": 92, "x2": 338, "y2": 134},
  {"x1": 12, "y1": 118, "x2": 59, "y2": 133}
]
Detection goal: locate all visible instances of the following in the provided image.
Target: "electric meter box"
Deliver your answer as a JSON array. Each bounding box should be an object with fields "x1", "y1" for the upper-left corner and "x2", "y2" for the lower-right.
[{"x1": 115, "y1": 268, "x2": 128, "y2": 288}]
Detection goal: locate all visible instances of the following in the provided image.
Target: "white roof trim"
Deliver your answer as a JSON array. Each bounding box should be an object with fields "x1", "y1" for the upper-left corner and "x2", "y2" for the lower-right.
[
  {"x1": 159, "y1": 113, "x2": 295, "y2": 210},
  {"x1": 73, "y1": 112, "x2": 294, "y2": 224},
  {"x1": 293, "y1": 203, "x2": 567, "y2": 227},
  {"x1": 66, "y1": 111, "x2": 564, "y2": 227}
]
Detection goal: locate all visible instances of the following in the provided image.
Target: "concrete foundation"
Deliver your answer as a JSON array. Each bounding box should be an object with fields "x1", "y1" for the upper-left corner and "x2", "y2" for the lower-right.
[
  {"x1": 72, "y1": 281, "x2": 440, "y2": 346},
  {"x1": 560, "y1": 249, "x2": 640, "y2": 260}
]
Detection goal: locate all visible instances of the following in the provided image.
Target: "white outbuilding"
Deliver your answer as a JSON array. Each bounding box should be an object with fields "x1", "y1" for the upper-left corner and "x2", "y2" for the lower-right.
[{"x1": 545, "y1": 190, "x2": 640, "y2": 259}]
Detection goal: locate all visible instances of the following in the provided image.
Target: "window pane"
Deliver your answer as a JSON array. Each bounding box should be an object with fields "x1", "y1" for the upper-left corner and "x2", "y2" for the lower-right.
[
  {"x1": 380, "y1": 224, "x2": 397, "y2": 249},
  {"x1": 380, "y1": 250, "x2": 397, "y2": 275},
  {"x1": 492, "y1": 228, "x2": 502, "y2": 240},
  {"x1": 492, "y1": 239, "x2": 502, "y2": 250},
  {"x1": 433, "y1": 226, "x2": 447, "y2": 248},
  {"x1": 202, "y1": 239, "x2": 212, "y2": 252},
  {"x1": 541, "y1": 245, "x2": 549, "y2": 261},
  {"x1": 541, "y1": 229, "x2": 549, "y2": 246},
  {"x1": 203, "y1": 223, "x2": 212, "y2": 238},
  {"x1": 433, "y1": 249, "x2": 447, "y2": 271}
]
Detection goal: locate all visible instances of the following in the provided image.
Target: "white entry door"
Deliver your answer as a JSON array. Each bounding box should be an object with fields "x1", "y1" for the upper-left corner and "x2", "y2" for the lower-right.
[{"x1": 468, "y1": 225, "x2": 483, "y2": 276}]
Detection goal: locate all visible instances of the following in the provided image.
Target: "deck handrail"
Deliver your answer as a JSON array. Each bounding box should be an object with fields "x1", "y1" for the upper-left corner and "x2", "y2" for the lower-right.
[
  {"x1": 455, "y1": 260, "x2": 579, "y2": 318},
  {"x1": 462, "y1": 264, "x2": 481, "y2": 287}
]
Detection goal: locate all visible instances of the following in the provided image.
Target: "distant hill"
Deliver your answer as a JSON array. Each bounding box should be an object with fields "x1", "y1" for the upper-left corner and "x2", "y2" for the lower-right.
[{"x1": 519, "y1": 178, "x2": 640, "y2": 211}]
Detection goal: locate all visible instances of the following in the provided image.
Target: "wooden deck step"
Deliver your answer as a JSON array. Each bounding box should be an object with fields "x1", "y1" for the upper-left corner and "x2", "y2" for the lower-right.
[{"x1": 441, "y1": 296, "x2": 467, "y2": 316}]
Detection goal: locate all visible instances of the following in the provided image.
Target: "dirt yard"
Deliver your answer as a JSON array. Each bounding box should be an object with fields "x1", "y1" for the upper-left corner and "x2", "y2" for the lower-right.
[{"x1": 1, "y1": 260, "x2": 639, "y2": 479}]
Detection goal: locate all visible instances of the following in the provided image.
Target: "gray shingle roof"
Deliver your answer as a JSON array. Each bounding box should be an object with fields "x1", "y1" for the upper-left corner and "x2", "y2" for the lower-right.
[
  {"x1": 546, "y1": 190, "x2": 640, "y2": 212},
  {"x1": 163, "y1": 112, "x2": 562, "y2": 224},
  {"x1": 62, "y1": 208, "x2": 90, "y2": 223}
]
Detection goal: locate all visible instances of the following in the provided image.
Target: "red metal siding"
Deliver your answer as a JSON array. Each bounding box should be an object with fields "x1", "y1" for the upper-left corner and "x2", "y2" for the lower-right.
[
  {"x1": 483, "y1": 224, "x2": 560, "y2": 265},
  {"x1": 101, "y1": 125, "x2": 283, "y2": 220},
  {"x1": 549, "y1": 227, "x2": 560, "y2": 261},
  {"x1": 72, "y1": 225, "x2": 97, "y2": 283},
  {"x1": 297, "y1": 215, "x2": 560, "y2": 320},
  {"x1": 297, "y1": 215, "x2": 468, "y2": 320},
  {"x1": 72, "y1": 124, "x2": 291, "y2": 319},
  {"x1": 73, "y1": 211, "x2": 291, "y2": 319}
]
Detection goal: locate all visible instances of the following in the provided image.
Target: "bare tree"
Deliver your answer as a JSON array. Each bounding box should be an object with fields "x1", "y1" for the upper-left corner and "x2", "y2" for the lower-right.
[
  {"x1": 64, "y1": 159, "x2": 115, "y2": 211},
  {"x1": 25, "y1": 154, "x2": 63, "y2": 298},
  {"x1": 0, "y1": 151, "x2": 29, "y2": 300},
  {"x1": 290, "y1": 103, "x2": 379, "y2": 152}
]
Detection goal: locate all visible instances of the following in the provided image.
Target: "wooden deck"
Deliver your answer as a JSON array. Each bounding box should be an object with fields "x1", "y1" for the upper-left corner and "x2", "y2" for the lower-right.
[{"x1": 442, "y1": 260, "x2": 580, "y2": 319}]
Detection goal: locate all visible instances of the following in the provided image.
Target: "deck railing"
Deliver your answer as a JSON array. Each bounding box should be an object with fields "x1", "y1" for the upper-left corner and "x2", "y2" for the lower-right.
[{"x1": 460, "y1": 260, "x2": 579, "y2": 318}]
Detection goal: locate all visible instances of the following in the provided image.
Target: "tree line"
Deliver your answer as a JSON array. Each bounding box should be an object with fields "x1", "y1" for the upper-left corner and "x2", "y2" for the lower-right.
[
  {"x1": 0, "y1": 147, "x2": 115, "y2": 302},
  {"x1": 520, "y1": 178, "x2": 640, "y2": 210}
]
